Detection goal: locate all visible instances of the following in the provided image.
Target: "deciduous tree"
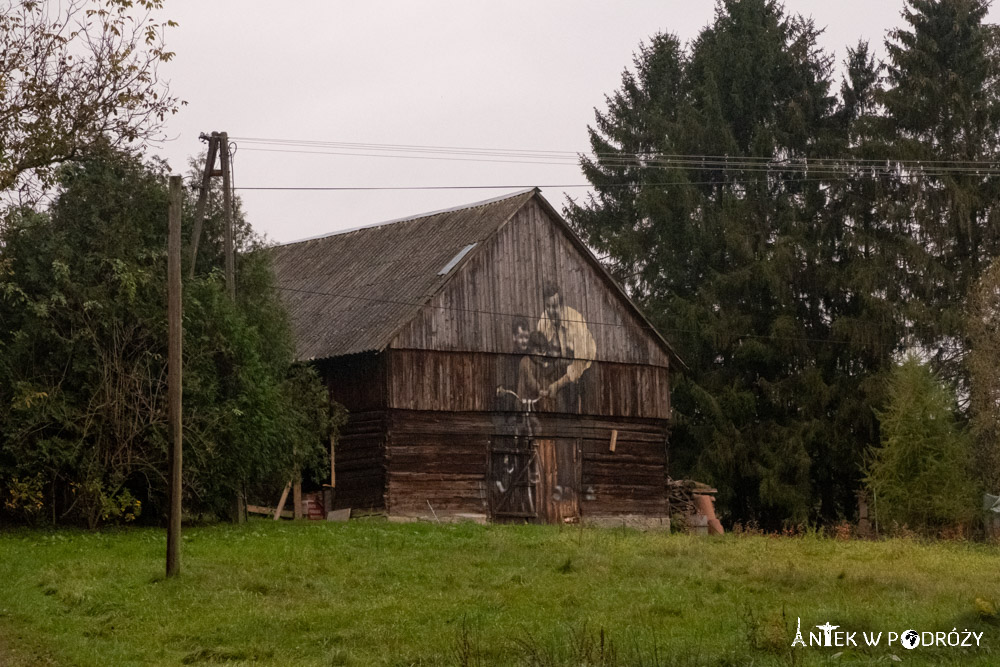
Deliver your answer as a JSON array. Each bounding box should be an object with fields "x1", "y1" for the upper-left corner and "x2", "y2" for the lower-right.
[
  {"x1": 865, "y1": 356, "x2": 977, "y2": 535},
  {"x1": 0, "y1": 149, "x2": 333, "y2": 526},
  {"x1": 0, "y1": 0, "x2": 181, "y2": 203}
]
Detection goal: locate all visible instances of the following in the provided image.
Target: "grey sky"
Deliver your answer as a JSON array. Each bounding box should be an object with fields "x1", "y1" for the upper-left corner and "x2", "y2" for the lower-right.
[{"x1": 156, "y1": 1, "x2": 999, "y2": 244}]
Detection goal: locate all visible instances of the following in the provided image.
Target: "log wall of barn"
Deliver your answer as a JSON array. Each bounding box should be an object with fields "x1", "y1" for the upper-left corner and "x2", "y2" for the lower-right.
[
  {"x1": 386, "y1": 349, "x2": 669, "y2": 419},
  {"x1": 384, "y1": 407, "x2": 668, "y2": 520},
  {"x1": 317, "y1": 353, "x2": 388, "y2": 511},
  {"x1": 384, "y1": 410, "x2": 490, "y2": 516}
]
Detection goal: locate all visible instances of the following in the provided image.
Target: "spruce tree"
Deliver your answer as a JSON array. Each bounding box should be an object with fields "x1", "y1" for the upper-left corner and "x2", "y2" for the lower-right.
[
  {"x1": 566, "y1": 0, "x2": 839, "y2": 526},
  {"x1": 568, "y1": 0, "x2": 1000, "y2": 527},
  {"x1": 967, "y1": 258, "x2": 1000, "y2": 493},
  {"x1": 812, "y1": 42, "x2": 905, "y2": 523},
  {"x1": 881, "y1": 0, "x2": 1000, "y2": 381}
]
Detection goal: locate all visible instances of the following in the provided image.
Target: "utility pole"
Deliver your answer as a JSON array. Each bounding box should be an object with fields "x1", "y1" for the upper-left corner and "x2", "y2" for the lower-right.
[
  {"x1": 188, "y1": 134, "x2": 220, "y2": 279},
  {"x1": 188, "y1": 131, "x2": 243, "y2": 523},
  {"x1": 219, "y1": 131, "x2": 235, "y2": 299},
  {"x1": 166, "y1": 175, "x2": 183, "y2": 577},
  {"x1": 188, "y1": 131, "x2": 235, "y2": 296}
]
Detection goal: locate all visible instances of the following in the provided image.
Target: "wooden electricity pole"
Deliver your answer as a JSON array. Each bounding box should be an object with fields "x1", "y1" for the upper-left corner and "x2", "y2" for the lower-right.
[
  {"x1": 188, "y1": 134, "x2": 219, "y2": 279},
  {"x1": 219, "y1": 131, "x2": 235, "y2": 299},
  {"x1": 188, "y1": 131, "x2": 235, "y2": 295},
  {"x1": 188, "y1": 131, "x2": 243, "y2": 522},
  {"x1": 166, "y1": 175, "x2": 183, "y2": 577}
]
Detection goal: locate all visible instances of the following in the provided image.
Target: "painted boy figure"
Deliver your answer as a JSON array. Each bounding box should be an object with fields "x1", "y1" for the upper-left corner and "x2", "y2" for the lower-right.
[
  {"x1": 517, "y1": 331, "x2": 561, "y2": 413},
  {"x1": 493, "y1": 317, "x2": 534, "y2": 435}
]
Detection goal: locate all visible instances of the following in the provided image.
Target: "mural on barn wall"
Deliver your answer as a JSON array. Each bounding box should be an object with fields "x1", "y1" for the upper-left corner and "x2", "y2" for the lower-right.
[
  {"x1": 496, "y1": 280, "x2": 596, "y2": 416},
  {"x1": 389, "y1": 198, "x2": 670, "y2": 421},
  {"x1": 490, "y1": 280, "x2": 598, "y2": 521}
]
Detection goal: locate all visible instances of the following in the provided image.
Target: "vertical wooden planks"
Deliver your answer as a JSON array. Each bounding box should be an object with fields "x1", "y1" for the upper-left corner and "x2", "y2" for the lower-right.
[{"x1": 389, "y1": 198, "x2": 671, "y2": 371}]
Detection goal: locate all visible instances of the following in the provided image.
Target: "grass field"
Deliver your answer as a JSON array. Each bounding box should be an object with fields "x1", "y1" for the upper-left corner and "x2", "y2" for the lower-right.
[{"x1": 0, "y1": 519, "x2": 998, "y2": 666}]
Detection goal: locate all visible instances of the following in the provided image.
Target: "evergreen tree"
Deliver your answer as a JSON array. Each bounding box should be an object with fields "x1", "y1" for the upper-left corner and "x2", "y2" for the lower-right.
[
  {"x1": 567, "y1": 0, "x2": 840, "y2": 526},
  {"x1": 811, "y1": 42, "x2": 905, "y2": 524},
  {"x1": 865, "y1": 356, "x2": 977, "y2": 534},
  {"x1": 967, "y1": 257, "x2": 1000, "y2": 493},
  {"x1": 568, "y1": 0, "x2": 1000, "y2": 528},
  {"x1": 880, "y1": 0, "x2": 1000, "y2": 382}
]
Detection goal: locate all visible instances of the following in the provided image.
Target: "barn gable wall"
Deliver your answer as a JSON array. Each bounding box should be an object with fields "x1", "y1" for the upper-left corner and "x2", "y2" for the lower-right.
[
  {"x1": 388, "y1": 197, "x2": 670, "y2": 423},
  {"x1": 391, "y1": 198, "x2": 670, "y2": 370},
  {"x1": 378, "y1": 197, "x2": 672, "y2": 521},
  {"x1": 307, "y1": 194, "x2": 675, "y2": 522}
]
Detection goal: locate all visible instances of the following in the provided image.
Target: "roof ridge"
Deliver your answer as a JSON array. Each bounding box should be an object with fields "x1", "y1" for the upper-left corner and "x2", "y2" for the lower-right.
[{"x1": 277, "y1": 187, "x2": 537, "y2": 247}]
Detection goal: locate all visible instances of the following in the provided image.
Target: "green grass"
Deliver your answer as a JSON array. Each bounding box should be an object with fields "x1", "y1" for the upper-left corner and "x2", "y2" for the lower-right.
[{"x1": 0, "y1": 520, "x2": 998, "y2": 665}]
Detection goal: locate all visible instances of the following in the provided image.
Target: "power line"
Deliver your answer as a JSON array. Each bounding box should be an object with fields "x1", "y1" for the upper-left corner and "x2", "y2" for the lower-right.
[
  {"x1": 238, "y1": 144, "x2": 1000, "y2": 177},
  {"x1": 235, "y1": 180, "x2": 830, "y2": 191},
  {"x1": 230, "y1": 142, "x2": 1000, "y2": 191},
  {"x1": 239, "y1": 146, "x2": 580, "y2": 167},
  {"x1": 237, "y1": 184, "x2": 595, "y2": 191},
  {"x1": 232, "y1": 171, "x2": 981, "y2": 191},
  {"x1": 231, "y1": 136, "x2": 1000, "y2": 168}
]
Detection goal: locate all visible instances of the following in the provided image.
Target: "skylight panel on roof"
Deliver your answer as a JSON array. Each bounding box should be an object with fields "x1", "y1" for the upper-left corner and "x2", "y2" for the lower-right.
[{"x1": 438, "y1": 243, "x2": 477, "y2": 275}]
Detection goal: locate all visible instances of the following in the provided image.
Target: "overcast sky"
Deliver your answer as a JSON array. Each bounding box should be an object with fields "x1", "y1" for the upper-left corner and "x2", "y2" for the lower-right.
[{"x1": 155, "y1": 1, "x2": 1000, "y2": 244}]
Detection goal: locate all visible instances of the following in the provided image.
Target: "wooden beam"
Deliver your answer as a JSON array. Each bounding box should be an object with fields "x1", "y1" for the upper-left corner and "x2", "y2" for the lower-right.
[
  {"x1": 293, "y1": 473, "x2": 303, "y2": 520},
  {"x1": 248, "y1": 505, "x2": 292, "y2": 519},
  {"x1": 273, "y1": 481, "x2": 292, "y2": 521},
  {"x1": 609, "y1": 429, "x2": 618, "y2": 452},
  {"x1": 187, "y1": 135, "x2": 219, "y2": 279},
  {"x1": 219, "y1": 131, "x2": 234, "y2": 299}
]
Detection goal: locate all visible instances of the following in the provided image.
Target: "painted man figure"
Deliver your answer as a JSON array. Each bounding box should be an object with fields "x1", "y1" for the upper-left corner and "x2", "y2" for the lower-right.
[{"x1": 536, "y1": 282, "x2": 595, "y2": 410}]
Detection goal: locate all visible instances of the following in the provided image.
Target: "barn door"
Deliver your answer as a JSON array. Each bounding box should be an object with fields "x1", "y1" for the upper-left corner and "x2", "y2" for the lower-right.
[
  {"x1": 536, "y1": 438, "x2": 581, "y2": 523},
  {"x1": 488, "y1": 436, "x2": 581, "y2": 524},
  {"x1": 488, "y1": 436, "x2": 539, "y2": 521}
]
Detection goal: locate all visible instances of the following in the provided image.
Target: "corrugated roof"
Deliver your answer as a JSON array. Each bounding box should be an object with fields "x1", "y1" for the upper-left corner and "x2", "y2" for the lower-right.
[{"x1": 271, "y1": 189, "x2": 536, "y2": 360}]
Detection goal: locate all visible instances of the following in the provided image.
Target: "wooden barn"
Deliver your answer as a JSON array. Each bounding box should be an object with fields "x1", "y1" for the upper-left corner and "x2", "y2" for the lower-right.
[{"x1": 271, "y1": 188, "x2": 680, "y2": 526}]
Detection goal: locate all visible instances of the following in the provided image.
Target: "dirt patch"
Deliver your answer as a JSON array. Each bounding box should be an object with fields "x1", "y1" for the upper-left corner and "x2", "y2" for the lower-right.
[{"x1": 0, "y1": 623, "x2": 59, "y2": 666}]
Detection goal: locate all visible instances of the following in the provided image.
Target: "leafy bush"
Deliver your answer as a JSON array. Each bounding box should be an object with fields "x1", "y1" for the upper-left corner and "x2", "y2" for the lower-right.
[{"x1": 0, "y1": 149, "x2": 336, "y2": 526}]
